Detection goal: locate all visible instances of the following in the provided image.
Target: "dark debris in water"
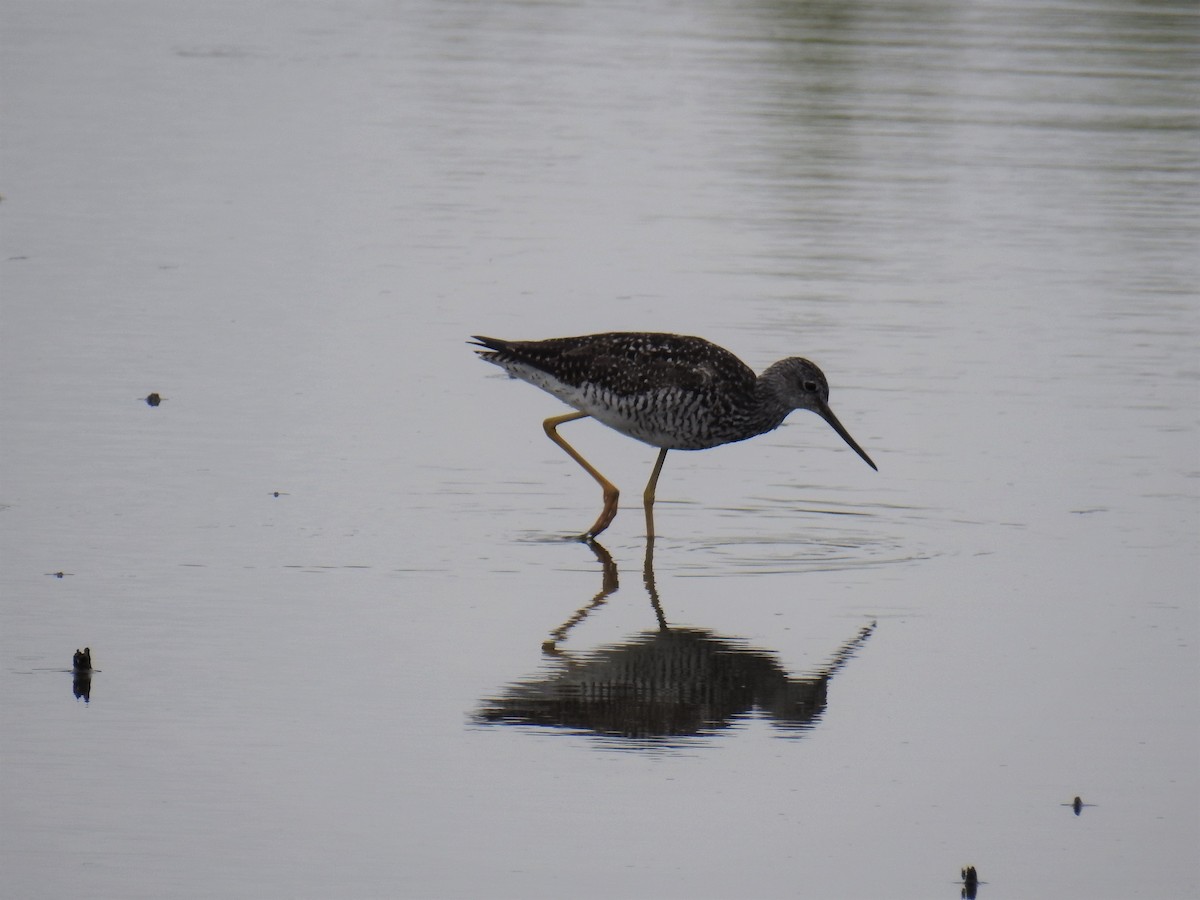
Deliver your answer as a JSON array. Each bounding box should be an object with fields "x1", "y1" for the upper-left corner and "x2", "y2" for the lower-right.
[
  {"x1": 1064, "y1": 795, "x2": 1096, "y2": 815},
  {"x1": 961, "y1": 865, "x2": 981, "y2": 899}
]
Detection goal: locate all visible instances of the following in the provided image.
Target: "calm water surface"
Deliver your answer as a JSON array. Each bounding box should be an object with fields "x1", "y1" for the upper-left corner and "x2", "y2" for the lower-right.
[{"x1": 2, "y1": 0, "x2": 1197, "y2": 898}]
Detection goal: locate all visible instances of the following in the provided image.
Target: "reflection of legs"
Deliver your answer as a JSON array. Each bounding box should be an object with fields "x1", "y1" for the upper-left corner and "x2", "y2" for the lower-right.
[
  {"x1": 543, "y1": 412, "x2": 620, "y2": 538},
  {"x1": 544, "y1": 539, "x2": 618, "y2": 654},
  {"x1": 642, "y1": 448, "x2": 668, "y2": 539}
]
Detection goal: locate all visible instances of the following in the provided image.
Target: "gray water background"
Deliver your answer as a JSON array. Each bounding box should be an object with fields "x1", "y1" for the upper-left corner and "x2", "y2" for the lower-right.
[{"x1": 2, "y1": 1, "x2": 1197, "y2": 897}]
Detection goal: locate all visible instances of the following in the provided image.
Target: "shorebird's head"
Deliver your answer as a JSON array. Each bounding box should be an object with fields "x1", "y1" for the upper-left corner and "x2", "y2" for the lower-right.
[{"x1": 766, "y1": 358, "x2": 877, "y2": 471}]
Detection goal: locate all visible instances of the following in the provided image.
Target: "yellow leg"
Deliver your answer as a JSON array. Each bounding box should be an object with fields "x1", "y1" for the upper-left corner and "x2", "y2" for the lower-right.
[
  {"x1": 643, "y1": 448, "x2": 668, "y2": 539},
  {"x1": 543, "y1": 412, "x2": 620, "y2": 538}
]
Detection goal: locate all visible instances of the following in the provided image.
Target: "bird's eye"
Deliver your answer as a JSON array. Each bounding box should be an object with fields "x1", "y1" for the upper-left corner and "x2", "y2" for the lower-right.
[{"x1": 802, "y1": 380, "x2": 818, "y2": 392}]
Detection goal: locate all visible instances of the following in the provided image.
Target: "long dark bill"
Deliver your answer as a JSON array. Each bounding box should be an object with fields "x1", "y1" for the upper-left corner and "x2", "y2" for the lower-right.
[{"x1": 816, "y1": 402, "x2": 877, "y2": 471}]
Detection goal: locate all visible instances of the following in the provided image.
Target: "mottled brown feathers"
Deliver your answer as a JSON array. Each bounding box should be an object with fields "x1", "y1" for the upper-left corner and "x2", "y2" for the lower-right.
[{"x1": 471, "y1": 333, "x2": 757, "y2": 397}]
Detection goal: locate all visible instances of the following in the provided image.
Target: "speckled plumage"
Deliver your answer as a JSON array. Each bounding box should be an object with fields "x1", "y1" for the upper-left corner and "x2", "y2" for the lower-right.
[
  {"x1": 476, "y1": 333, "x2": 832, "y2": 449},
  {"x1": 471, "y1": 331, "x2": 875, "y2": 537}
]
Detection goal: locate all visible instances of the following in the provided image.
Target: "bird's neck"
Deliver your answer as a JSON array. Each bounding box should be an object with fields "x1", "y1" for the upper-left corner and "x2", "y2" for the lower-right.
[{"x1": 742, "y1": 376, "x2": 793, "y2": 437}]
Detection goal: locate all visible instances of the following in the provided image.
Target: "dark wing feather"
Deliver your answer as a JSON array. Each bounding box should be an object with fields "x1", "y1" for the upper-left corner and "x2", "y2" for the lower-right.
[{"x1": 473, "y1": 332, "x2": 757, "y2": 396}]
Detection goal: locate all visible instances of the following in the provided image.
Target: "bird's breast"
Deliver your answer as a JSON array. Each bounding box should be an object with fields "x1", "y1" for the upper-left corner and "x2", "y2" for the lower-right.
[
  {"x1": 578, "y1": 384, "x2": 741, "y2": 450},
  {"x1": 496, "y1": 360, "x2": 761, "y2": 450}
]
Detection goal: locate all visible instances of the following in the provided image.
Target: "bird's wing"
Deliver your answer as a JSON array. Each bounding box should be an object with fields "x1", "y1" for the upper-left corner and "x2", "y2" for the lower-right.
[{"x1": 556, "y1": 334, "x2": 757, "y2": 394}]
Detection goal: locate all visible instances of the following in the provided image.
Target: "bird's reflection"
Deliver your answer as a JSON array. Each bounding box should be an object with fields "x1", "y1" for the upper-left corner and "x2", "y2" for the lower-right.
[{"x1": 476, "y1": 538, "x2": 874, "y2": 745}]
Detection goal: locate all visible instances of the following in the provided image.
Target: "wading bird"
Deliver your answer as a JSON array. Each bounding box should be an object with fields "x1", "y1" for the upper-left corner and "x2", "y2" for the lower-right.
[{"x1": 472, "y1": 332, "x2": 876, "y2": 538}]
